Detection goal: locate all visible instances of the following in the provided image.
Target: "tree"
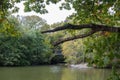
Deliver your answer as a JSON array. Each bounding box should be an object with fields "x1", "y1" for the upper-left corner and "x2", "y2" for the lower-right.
[
  {"x1": 0, "y1": 15, "x2": 52, "y2": 66},
  {"x1": 19, "y1": 15, "x2": 47, "y2": 29},
  {"x1": 29, "y1": 0, "x2": 119, "y2": 46},
  {"x1": 62, "y1": 40, "x2": 85, "y2": 64}
]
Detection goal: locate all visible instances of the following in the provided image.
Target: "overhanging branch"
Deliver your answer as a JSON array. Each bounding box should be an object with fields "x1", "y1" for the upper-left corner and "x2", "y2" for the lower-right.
[
  {"x1": 53, "y1": 30, "x2": 97, "y2": 46},
  {"x1": 41, "y1": 23, "x2": 120, "y2": 33},
  {"x1": 41, "y1": 23, "x2": 120, "y2": 46}
]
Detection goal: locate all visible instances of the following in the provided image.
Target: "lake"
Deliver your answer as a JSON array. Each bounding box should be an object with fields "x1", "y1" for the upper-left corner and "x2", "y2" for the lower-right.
[{"x1": 0, "y1": 65, "x2": 113, "y2": 80}]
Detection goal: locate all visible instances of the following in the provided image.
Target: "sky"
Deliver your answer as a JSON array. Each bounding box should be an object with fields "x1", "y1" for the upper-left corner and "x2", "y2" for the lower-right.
[{"x1": 13, "y1": 2, "x2": 75, "y2": 24}]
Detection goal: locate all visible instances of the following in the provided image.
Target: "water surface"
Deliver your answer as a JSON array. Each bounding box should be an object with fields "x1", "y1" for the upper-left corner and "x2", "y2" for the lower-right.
[{"x1": 0, "y1": 65, "x2": 112, "y2": 80}]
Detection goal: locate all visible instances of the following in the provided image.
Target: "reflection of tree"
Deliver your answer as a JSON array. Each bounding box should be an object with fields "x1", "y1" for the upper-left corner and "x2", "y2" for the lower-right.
[
  {"x1": 47, "y1": 66, "x2": 63, "y2": 80},
  {"x1": 61, "y1": 68, "x2": 111, "y2": 80},
  {"x1": 61, "y1": 68, "x2": 77, "y2": 80}
]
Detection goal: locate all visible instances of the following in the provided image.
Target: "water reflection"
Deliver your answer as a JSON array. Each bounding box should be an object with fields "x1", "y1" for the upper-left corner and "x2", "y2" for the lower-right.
[
  {"x1": 50, "y1": 66, "x2": 62, "y2": 73},
  {"x1": 0, "y1": 66, "x2": 114, "y2": 80},
  {"x1": 61, "y1": 68, "x2": 111, "y2": 80}
]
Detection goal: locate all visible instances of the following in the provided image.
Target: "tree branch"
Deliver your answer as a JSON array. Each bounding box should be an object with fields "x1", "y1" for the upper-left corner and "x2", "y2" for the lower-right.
[
  {"x1": 41, "y1": 23, "x2": 120, "y2": 33},
  {"x1": 53, "y1": 30, "x2": 97, "y2": 46},
  {"x1": 41, "y1": 23, "x2": 120, "y2": 46}
]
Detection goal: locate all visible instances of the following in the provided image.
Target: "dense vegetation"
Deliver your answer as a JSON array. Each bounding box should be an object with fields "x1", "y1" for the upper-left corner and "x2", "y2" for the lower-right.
[{"x1": 0, "y1": 16, "x2": 52, "y2": 66}]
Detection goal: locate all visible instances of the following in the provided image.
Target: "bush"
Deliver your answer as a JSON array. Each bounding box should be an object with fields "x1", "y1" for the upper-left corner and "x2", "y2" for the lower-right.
[{"x1": 0, "y1": 32, "x2": 52, "y2": 66}]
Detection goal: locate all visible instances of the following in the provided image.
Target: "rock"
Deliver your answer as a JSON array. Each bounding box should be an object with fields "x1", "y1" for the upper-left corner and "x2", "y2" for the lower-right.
[{"x1": 70, "y1": 63, "x2": 91, "y2": 69}]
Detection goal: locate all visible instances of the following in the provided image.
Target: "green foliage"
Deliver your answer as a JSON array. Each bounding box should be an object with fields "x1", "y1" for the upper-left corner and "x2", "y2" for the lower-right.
[
  {"x1": 62, "y1": 40, "x2": 85, "y2": 64},
  {"x1": 1, "y1": 0, "x2": 120, "y2": 21},
  {"x1": 0, "y1": 16, "x2": 52, "y2": 66},
  {"x1": 1, "y1": 0, "x2": 120, "y2": 27},
  {"x1": 0, "y1": 31, "x2": 52, "y2": 66},
  {"x1": 0, "y1": 18, "x2": 21, "y2": 37},
  {"x1": 71, "y1": 0, "x2": 120, "y2": 25},
  {"x1": 20, "y1": 15, "x2": 47, "y2": 29},
  {"x1": 83, "y1": 33, "x2": 120, "y2": 68},
  {"x1": 40, "y1": 22, "x2": 65, "y2": 44},
  {"x1": 107, "y1": 66, "x2": 120, "y2": 80}
]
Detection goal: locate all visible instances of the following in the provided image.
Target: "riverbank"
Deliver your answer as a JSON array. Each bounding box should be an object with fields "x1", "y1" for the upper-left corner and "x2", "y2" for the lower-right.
[{"x1": 69, "y1": 63, "x2": 120, "y2": 69}]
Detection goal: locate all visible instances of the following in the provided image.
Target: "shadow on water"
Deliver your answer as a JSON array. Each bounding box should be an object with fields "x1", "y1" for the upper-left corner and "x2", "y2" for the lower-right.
[{"x1": 0, "y1": 65, "x2": 116, "y2": 80}]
